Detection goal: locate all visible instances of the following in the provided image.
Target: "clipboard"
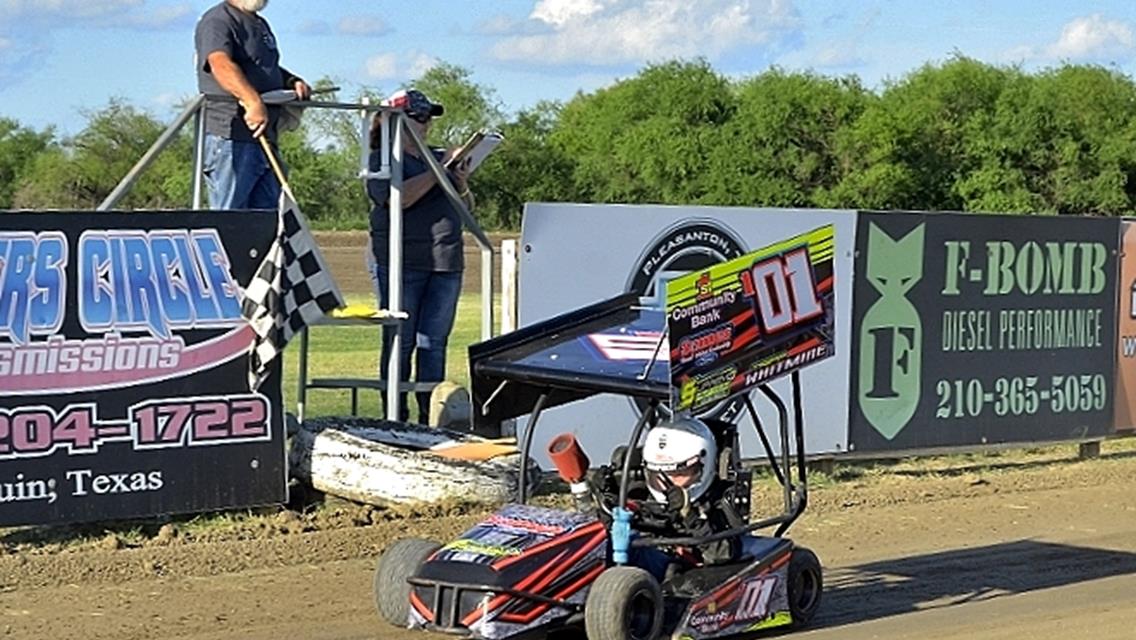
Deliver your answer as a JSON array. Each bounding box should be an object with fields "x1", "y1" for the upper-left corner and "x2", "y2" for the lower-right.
[{"x1": 445, "y1": 130, "x2": 504, "y2": 174}]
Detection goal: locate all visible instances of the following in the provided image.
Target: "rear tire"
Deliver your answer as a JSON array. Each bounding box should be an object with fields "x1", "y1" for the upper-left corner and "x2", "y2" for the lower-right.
[
  {"x1": 584, "y1": 566, "x2": 663, "y2": 640},
  {"x1": 374, "y1": 538, "x2": 440, "y2": 627},
  {"x1": 787, "y1": 546, "x2": 823, "y2": 627}
]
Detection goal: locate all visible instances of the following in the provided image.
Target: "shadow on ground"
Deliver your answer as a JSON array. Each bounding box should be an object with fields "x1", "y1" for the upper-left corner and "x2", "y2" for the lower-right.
[{"x1": 813, "y1": 540, "x2": 1136, "y2": 629}]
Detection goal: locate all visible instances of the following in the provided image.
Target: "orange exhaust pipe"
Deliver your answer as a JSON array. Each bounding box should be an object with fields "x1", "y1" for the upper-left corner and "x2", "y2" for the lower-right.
[{"x1": 548, "y1": 433, "x2": 590, "y2": 484}]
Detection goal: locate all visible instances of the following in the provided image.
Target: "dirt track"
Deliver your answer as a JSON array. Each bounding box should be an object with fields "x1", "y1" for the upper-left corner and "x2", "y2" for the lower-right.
[
  {"x1": 315, "y1": 231, "x2": 515, "y2": 298},
  {"x1": 2, "y1": 443, "x2": 1135, "y2": 639}
]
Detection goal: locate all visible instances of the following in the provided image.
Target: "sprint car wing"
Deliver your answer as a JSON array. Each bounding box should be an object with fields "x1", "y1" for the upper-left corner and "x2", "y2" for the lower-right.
[{"x1": 469, "y1": 293, "x2": 669, "y2": 429}]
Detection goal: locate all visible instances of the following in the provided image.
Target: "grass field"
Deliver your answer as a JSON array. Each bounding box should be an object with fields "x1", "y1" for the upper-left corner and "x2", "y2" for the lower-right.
[{"x1": 281, "y1": 293, "x2": 492, "y2": 420}]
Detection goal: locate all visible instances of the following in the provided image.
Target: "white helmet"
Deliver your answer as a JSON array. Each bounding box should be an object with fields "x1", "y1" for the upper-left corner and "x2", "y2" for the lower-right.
[{"x1": 643, "y1": 417, "x2": 717, "y2": 504}]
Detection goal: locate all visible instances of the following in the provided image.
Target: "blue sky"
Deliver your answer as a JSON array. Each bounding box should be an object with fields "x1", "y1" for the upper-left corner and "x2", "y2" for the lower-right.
[{"x1": 0, "y1": 0, "x2": 1133, "y2": 135}]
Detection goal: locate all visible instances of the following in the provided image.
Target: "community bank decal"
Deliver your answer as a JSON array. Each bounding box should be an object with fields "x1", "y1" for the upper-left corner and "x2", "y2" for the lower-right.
[
  {"x1": 0, "y1": 212, "x2": 283, "y2": 526},
  {"x1": 626, "y1": 219, "x2": 747, "y2": 419},
  {"x1": 849, "y1": 212, "x2": 1119, "y2": 451}
]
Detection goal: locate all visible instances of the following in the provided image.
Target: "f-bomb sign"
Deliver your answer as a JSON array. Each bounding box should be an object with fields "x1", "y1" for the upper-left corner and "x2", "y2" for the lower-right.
[
  {"x1": 0, "y1": 211, "x2": 284, "y2": 526},
  {"x1": 850, "y1": 212, "x2": 1119, "y2": 452}
]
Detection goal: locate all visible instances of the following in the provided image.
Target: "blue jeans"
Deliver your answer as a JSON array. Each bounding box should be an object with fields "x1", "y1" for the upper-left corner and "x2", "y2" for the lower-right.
[
  {"x1": 202, "y1": 134, "x2": 281, "y2": 210},
  {"x1": 376, "y1": 266, "x2": 463, "y2": 423}
]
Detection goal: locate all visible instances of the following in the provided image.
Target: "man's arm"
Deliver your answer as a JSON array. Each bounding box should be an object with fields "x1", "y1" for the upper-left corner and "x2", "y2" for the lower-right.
[
  {"x1": 279, "y1": 66, "x2": 312, "y2": 100},
  {"x1": 206, "y1": 50, "x2": 269, "y2": 138}
]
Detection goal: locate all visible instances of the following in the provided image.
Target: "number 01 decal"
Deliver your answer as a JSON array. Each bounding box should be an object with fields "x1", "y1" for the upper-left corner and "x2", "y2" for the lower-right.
[
  {"x1": 736, "y1": 576, "x2": 778, "y2": 621},
  {"x1": 738, "y1": 248, "x2": 823, "y2": 334}
]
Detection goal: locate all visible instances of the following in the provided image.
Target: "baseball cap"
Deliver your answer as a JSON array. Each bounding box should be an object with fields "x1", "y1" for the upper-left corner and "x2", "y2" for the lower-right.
[{"x1": 384, "y1": 89, "x2": 444, "y2": 122}]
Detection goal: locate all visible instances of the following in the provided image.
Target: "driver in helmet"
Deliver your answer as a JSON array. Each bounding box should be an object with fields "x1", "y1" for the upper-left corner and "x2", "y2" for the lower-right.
[{"x1": 642, "y1": 416, "x2": 741, "y2": 565}]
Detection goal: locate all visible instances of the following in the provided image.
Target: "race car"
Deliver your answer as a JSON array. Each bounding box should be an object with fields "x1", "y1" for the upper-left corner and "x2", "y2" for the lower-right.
[{"x1": 375, "y1": 225, "x2": 835, "y2": 640}]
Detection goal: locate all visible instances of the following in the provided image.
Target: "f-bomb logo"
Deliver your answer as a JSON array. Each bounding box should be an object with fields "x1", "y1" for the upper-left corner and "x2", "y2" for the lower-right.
[
  {"x1": 941, "y1": 239, "x2": 1107, "y2": 297},
  {"x1": 858, "y1": 223, "x2": 925, "y2": 440}
]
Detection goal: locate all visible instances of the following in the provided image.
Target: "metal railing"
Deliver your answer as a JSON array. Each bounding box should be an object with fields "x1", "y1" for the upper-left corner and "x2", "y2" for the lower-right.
[{"x1": 98, "y1": 93, "x2": 495, "y2": 423}]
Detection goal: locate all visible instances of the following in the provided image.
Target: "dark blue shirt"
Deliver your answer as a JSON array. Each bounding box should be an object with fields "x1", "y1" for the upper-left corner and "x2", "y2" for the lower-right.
[
  {"x1": 368, "y1": 149, "x2": 464, "y2": 273},
  {"x1": 195, "y1": 2, "x2": 290, "y2": 141}
]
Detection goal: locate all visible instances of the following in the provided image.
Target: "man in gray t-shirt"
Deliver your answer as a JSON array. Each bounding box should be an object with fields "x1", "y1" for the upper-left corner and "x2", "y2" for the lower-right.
[{"x1": 194, "y1": 0, "x2": 311, "y2": 210}]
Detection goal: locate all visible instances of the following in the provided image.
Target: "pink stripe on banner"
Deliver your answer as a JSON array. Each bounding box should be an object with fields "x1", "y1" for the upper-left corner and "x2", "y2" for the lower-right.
[{"x1": 0, "y1": 325, "x2": 255, "y2": 396}]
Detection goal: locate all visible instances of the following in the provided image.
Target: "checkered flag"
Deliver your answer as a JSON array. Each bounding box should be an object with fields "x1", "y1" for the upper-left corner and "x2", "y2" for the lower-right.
[{"x1": 242, "y1": 192, "x2": 345, "y2": 389}]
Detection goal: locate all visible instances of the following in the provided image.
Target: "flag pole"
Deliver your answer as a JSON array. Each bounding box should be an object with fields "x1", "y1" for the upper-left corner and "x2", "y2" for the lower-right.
[{"x1": 258, "y1": 136, "x2": 297, "y2": 202}]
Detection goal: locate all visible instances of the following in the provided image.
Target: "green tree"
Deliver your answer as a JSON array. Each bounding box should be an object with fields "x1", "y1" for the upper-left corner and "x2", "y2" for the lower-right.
[
  {"x1": 278, "y1": 79, "x2": 375, "y2": 228},
  {"x1": 703, "y1": 69, "x2": 870, "y2": 207},
  {"x1": 551, "y1": 59, "x2": 735, "y2": 205},
  {"x1": 826, "y1": 56, "x2": 1017, "y2": 211},
  {"x1": 14, "y1": 100, "x2": 191, "y2": 209},
  {"x1": 474, "y1": 101, "x2": 576, "y2": 229},
  {"x1": 410, "y1": 62, "x2": 504, "y2": 148},
  {"x1": 0, "y1": 118, "x2": 54, "y2": 209},
  {"x1": 958, "y1": 65, "x2": 1136, "y2": 215}
]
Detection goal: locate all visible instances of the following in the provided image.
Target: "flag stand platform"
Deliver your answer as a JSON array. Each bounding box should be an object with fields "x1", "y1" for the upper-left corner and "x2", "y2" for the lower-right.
[
  {"x1": 98, "y1": 91, "x2": 497, "y2": 427},
  {"x1": 296, "y1": 314, "x2": 441, "y2": 422}
]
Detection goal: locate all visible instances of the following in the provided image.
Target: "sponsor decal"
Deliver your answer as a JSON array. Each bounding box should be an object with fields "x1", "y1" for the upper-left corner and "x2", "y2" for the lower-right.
[
  {"x1": 667, "y1": 226, "x2": 836, "y2": 413},
  {"x1": 856, "y1": 223, "x2": 925, "y2": 440},
  {"x1": 0, "y1": 229, "x2": 248, "y2": 395},
  {"x1": 442, "y1": 538, "x2": 524, "y2": 558},
  {"x1": 483, "y1": 513, "x2": 570, "y2": 536},
  {"x1": 688, "y1": 575, "x2": 779, "y2": 634},
  {"x1": 585, "y1": 330, "x2": 666, "y2": 362},
  {"x1": 627, "y1": 220, "x2": 748, "y2": 419}
]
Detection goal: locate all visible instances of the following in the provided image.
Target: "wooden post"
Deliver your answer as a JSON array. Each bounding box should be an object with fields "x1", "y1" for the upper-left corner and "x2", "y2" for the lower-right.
[
  {"x1": 1079, "y1": 440, "x2": 1102, "y2": 459},
  {"x1": 501, "y1": 239, "x2": 518, "y2": 334}
]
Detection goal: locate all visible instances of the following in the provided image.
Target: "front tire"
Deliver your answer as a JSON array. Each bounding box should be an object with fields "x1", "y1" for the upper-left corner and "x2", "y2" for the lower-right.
[
  {"x1": 787, "y1": 546, "x2": 823, "y2": 627},
  {"x1": 373, "y1": 538, "x2": 440, "y2": 627},
  {"x1": 584, "y1": 566, "x2": 663, "y2": 640}
]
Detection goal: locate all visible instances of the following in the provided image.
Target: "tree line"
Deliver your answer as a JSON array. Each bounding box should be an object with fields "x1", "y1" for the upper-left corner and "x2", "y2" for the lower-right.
[{"x1": 2, "y1": 56, "x2": 1135, "y2": 229}]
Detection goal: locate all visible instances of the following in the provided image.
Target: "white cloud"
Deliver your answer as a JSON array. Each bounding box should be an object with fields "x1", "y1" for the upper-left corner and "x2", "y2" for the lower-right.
[
  {"x1": 151, "y1": 91, "x2": 182, "y2": 109},
  {"x1": 338, "y1": 15, "x2": 389, "y2": 37},
  {"x1": 297, "y1": 19, "x2": 330, "y2": 36},
  {"x1": 365, "y1": 53, "x2": 399, "y2": 80},
  {"x1": 364, "y1": 51, "x2": 438, "y2": 81},
  {"x1": 1048, "y1": 15, "x2": 1134, "y2": 59},
  {"x1": 0, "y1": 1, "x2": 193, "y2": 86},
  {"x1": 0, "y1": 31, "x2": 43, "y2": 84},
  {"x1": 530, "y1": 0, "x2": 606, "y2": 27},
  {"x1": 1005, "y1": 14, "x2": 1135, "y2": 63},
  {"x1": 407, "y1": 53, "x2": 438, "y2": 78},
  {"x1": 476, "y1": 14, "x2": 524, "y2": 35},
  {"x1": 0, "y1": 0, "x2": 143, "y2": 20},
  {"x1": 491, "y1": 0, "x2": 801, "y2": 66},
  {"x1": 0, "y1": 0, "x2": 191, "y2": 30},
  {"x1": 795, "y1": 7, "x2": 875, "y2": 71},
  {"x1": 813, "y1": 46, "x2": 863, "y2": 68},
  {"x1": 120, "y1": 3, "x2": 193, "y2": 30}
]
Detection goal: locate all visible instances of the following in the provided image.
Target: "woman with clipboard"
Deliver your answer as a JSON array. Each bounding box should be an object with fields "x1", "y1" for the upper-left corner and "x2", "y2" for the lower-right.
[{"x1": 366, "y1": 89, "x2": 472, "y2": 424}]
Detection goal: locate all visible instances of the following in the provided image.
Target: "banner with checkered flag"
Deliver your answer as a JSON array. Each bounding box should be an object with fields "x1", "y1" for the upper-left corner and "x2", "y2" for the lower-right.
[{"x1": 242, "y1": 192, "x2": 345, "y2": 389}]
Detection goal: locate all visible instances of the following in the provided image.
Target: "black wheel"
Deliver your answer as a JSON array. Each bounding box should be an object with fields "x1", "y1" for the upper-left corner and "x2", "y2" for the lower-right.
[
  {"x1": 373, "y1": 538, "x2": 440, "y2": 627},
  {"x1": 787, "y1": 546, "x2": 823, "y2": 627},
  {"x1": 584, "y1": 566, "x2": 663, "y2": 640}
]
